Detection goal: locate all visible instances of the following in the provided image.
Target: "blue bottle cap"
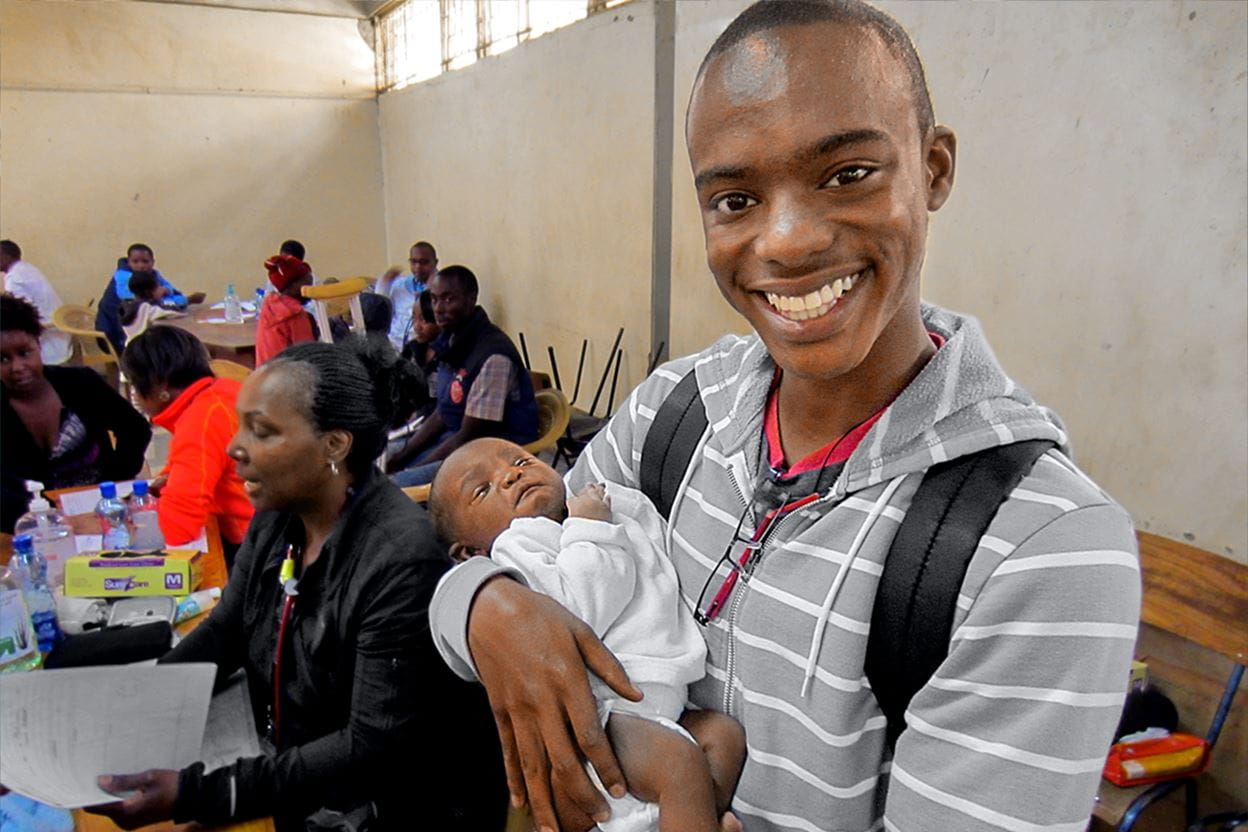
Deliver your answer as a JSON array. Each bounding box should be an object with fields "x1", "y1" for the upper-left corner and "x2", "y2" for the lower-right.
[
  {"x1": 13, "y1": 534, "x2": 33, "y2": 554},
  {"x1": 99, "y1": 481, "x2": 117, "y2": 499},
  {"x1": 132, "y1": 480, "x2": 149, "y2": 497}
]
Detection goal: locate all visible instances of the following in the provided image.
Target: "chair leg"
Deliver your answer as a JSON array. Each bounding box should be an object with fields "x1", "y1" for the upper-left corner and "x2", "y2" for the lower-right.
[{"x1": 1120, "y1": 779, "x2": 1187, "y2": 831}]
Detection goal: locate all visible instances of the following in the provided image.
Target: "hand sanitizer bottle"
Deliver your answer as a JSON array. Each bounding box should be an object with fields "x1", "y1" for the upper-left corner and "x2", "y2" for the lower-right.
[{"x1": 13, "y1": 481, "x2": 75, "y2": 589}]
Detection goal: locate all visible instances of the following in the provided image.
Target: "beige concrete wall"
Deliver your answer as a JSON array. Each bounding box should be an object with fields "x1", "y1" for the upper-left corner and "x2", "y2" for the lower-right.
[
  {"x1": 0, "y1": 0, "x2": 385, "y2": 306},
  {"x1": 377, "y1": 4, "x2": 656, "y2": 408},
  {"x1": 670, "y1": 0, "x2": 1248, "y2": 562}
]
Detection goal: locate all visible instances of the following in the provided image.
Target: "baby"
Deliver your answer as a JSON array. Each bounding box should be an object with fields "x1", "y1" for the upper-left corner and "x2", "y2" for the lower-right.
[
  {"x1": 429, "y1": 438, "x2": 745, "y2": 832},
  {"x1": 119, "y1": 269, "x2": 178, "y2": 341}
]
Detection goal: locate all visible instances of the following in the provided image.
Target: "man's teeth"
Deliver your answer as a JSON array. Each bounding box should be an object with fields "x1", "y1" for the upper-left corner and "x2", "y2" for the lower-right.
[{"x1": 765, "y1": 273, "x2": 860, "y2": 321}]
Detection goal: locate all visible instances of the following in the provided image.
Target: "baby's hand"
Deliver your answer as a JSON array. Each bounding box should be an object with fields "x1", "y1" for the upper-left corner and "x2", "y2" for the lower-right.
[{"x1": 567, "y1": 483, "x2": 612, "y2": 522}]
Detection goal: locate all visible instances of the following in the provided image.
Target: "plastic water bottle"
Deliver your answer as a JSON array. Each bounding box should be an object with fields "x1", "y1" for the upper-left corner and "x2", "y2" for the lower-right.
[
  {"x1": 129, "y1": 480, "x2": 165, "y2": 551},
  {"x1": 224, "y1": 283, "x2": 244, "y2": 324},
  {"x1": 11, "y1": 535, "x2": 63, "y2": 654},
  {"x1": 95, "y1": 481, "x2": 132, "y2": 550},
  {"x1": 255, "y1": 286, "x2": 267, "y2": 308},
  {"x1": 13, "y1": 480, "x2": 75, "y2": 589},
  {"x1": 0, "y1": 565, "x2": 41, "y2": 672}
]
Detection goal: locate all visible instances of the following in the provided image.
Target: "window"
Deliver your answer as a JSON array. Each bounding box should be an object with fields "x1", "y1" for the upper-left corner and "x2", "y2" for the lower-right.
[{"x1": 375, "y1": 0, "x2": 631, "y2": 92}]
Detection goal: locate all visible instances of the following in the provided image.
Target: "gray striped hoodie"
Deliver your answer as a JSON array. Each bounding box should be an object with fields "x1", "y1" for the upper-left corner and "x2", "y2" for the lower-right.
[{"x1": 430, "y1": 304, "x2": 1141, "y2": 832}]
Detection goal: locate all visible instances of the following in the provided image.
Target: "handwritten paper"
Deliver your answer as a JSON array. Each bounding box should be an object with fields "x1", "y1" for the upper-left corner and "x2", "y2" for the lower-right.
[
  {"x1": 0, "y1": 664, "x2": 215, "y2": 808},
  {"x1": 59, "y1": 482, "x2": 135, "y2": 517},
  {"x1": 200, "y1": 671, "x2": 261, "y2": 772}
]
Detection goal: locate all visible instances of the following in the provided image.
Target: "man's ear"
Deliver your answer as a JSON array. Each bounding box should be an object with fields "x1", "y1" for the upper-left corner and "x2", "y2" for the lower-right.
[{"x1": 925, "y1": 125, "x2": 957, "y2": 212}]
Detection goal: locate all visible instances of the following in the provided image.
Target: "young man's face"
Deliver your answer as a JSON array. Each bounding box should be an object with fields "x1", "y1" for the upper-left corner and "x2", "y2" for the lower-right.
[
  {"x1": 127, "y1": 249, "x2": 155, "y2": 272},
  {"x1": 427, "y1": 272, "x2": 476, "y2": 332},
  {"x1": 437, "y1": 438, "x2": 567, "y2": 553},
  {"x1": 687, "y1": 22, "x2": 954, "y2": 384},
  {"x1": 409, "y1": 245, "x2": 438, "y2": 282}
]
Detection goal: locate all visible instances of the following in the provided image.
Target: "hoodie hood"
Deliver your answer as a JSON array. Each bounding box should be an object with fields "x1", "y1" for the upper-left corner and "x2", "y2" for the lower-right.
[{"x1": 692, "y1": 303, "x2": 1069, "y2": 497}]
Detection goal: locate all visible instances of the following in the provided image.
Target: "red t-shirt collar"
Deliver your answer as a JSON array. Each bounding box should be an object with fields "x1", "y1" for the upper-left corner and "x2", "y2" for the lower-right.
[{"x1": 764, "y1": 331, "x2": 946, "y2": 476}]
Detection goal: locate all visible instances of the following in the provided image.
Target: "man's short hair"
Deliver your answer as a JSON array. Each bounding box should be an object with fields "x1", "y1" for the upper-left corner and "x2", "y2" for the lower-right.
[
  {"x1": 280, "y1": 239, "x2": 306, "y2": 260},
  {"x1": 0, "y1": 240, "x2": 21, "y2": 260},
  {"x1": 697, "y1": 0, "x2": 935, "y2": 136},
  {"x1": 412, "y1": 241, "x2": 437, "y2": 260},
  {"x1": 127, "y1": 242, "x2": 154, "y2": 258},
  {"x1": 435, "y1": 265, "x2": 479, "y2": 297}
]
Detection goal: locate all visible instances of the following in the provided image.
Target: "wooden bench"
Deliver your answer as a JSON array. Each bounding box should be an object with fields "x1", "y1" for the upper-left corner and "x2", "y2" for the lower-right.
[{"x1": 1090, "y1": 532, "x2": 1247, "y2": 831}]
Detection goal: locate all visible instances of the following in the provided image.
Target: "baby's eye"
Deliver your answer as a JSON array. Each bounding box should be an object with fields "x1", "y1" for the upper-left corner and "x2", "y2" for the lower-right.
[
  {"x1": 473, "y1": 484, "x2": 490, "y2": 500},
  {"x1": 515, "y1": 457, "x2": 532, "y2": 466}
]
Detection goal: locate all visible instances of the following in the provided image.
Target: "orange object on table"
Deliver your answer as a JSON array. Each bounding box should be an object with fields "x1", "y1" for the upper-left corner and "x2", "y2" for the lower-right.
[{"x1": 1102, "y1": 732, "x2": 1211, "y2": 788}]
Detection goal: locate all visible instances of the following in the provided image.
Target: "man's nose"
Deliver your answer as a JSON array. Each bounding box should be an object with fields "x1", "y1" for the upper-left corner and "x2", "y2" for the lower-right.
[{"x1": 753, "y1": 192, "x2": 836, "y2": 271}]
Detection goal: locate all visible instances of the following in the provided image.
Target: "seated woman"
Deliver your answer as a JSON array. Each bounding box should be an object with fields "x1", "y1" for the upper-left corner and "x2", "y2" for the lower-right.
[
  {"x1": 0, "y1": 293, "x2": 150, "y2": 532},
  {"x1": 400, "y1": 289, "x2": 440, "y2": 397},
  {"x1": 89, "y1": 336, "x2": 508, "y2": 832},
  {"x1": 121, "y1": 326, "x2": 253, "y2": 561},
  {"x1": 256, "y1": 254, "x2": 315, "y2": 366}
]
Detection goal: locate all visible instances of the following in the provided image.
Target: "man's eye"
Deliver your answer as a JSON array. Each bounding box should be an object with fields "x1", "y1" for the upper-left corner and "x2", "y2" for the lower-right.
[
  {"x1": 711, "y1": 193, "x2": 758, "y2": 214},
  {"x1": 824, "y1": 166, "x2": 873, "y2": 188}
]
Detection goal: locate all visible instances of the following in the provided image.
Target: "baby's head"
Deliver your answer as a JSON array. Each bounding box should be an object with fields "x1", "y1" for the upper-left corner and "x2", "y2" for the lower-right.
[
  {"x1": 429, "y1": 437, "x2": 567, "y2": 561},
  {"x1": 128, "y1": 270, "x2": 166, "y2": 302}
]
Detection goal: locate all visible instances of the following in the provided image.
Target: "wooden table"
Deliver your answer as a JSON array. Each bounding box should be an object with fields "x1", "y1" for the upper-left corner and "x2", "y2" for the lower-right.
[{"x1": 164, "y1": 305, "x2": 256, "y2": 368}]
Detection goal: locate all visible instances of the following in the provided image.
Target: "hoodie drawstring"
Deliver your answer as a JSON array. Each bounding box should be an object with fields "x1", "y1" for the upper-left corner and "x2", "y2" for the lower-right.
[{"x1": 800, "y1": 473, "x2": 908, "y2": 698}]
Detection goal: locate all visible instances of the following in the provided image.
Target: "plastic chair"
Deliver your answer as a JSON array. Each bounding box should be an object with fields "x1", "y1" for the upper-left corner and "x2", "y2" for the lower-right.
[
  {"x1": 525, "y1": 388, "x2": 571, "y2": 458},
  {"x1": 209, "y1": 359, "x2": 252, "y2": 383},
  {"x1": 52, "y1": 304, "x2": 122, "y2": 375},
  {"x1": 301, "y1": 277, "x2": 371, "y2": 344}
]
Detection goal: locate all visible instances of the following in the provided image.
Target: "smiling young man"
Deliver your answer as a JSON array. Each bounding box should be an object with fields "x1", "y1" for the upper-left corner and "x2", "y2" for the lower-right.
[{"x1": 429, "y1": 3, "x2": 1141, "y2": 831}]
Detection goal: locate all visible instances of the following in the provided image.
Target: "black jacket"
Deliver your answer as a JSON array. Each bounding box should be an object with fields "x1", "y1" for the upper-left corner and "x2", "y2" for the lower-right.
[
  {"x1": 164, "y1": 469, "x2": 507, "y2": 831},
  {"x1": 1, "y1": 365, "x2": 152, "y2": 532}
]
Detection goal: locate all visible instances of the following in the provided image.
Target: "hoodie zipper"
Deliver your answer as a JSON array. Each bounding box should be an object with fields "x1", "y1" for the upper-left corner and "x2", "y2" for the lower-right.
[
  {"x1": 720, "y1": 463, "x2": 840, "y2": 715},
  {"x1": 720, "y1": 466, "x2": 846, "y2": 716}
]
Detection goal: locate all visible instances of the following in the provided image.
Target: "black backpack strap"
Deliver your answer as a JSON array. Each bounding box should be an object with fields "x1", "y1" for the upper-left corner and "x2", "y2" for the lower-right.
[
  {"x1": 639, "y1": 369, "x2": 708, "y2": 520},
  {"x1": 865, "y1": 439, "x2": 1056, "y2": 750}
]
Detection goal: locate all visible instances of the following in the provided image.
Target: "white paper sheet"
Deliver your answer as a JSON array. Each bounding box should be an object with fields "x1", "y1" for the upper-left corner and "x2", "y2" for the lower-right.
[
  {"x1": 200, "y1": 672, "x2": 261, "y2": 772},
  {"x1": 0, "y1": 664, "x2": 215, "y2": 808},
  {"x1": 59, "y1": 482, "x2": 134, "y2": 517}
]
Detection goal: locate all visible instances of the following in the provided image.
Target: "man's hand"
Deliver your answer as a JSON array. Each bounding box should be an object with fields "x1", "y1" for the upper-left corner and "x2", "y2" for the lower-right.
[
  {"x1": 567, "y1": 483, "x2": 611, "y2": 523},
  {"x1": 468, "y1": 576, "x2": 642, "y2": 832},
  {"x1": 185, "y1": 292, "x2": 207, "y2": 305},
  {"x1": 85, "y1": 770, "x2": 179, "y2": 830},
  {"x1": 378, "y1": 266, "x2": 403, "y2": 287}
]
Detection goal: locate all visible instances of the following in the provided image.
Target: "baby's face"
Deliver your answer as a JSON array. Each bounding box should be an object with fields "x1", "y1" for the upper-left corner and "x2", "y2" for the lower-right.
[{"x1": 440, "y1": 438, "x2": 567, "y2": 551}]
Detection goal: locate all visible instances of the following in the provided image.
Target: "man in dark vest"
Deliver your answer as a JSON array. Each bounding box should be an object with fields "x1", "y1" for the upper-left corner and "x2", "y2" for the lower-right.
[{"x1": 388, "y1": 265, "x2": 538, "y2": 486}]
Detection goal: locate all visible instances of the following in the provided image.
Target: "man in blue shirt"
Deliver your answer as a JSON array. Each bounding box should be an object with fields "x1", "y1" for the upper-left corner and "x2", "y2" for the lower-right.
[{"x1": 376, "y1": 241, "x2": 438, "y2": 352}]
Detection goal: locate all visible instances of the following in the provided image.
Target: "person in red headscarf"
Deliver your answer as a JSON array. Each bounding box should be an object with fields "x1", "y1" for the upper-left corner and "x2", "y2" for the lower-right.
[{"x1": 255, "y1": 254, "x2": 315, "y2": 365}]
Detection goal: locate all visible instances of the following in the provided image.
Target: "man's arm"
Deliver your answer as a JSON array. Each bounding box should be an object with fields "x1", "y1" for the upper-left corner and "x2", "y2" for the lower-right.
[
  {"x1": 394, "y1": 353, "x2": 516, "y2": 467},
  {"x1": 385, "y1": 409, "x2": 444, "y2": 472},
  {"x1": 882, "y1": 502, "x2": 1141, "y2": 831}
]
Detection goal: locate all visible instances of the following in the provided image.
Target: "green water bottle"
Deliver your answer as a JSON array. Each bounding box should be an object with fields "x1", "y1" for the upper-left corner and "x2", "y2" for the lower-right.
[{"x1": 0, "y1": 563, "x2": 42, "y2": 673}]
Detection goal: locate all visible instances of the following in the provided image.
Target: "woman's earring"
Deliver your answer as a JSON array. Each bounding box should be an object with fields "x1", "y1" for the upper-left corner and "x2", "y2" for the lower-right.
[
  {"x1": 159, "y1": 390, "x2": 171, "y2": 402},
  {"x1": 330, "y1": 459, "x2": 339, "y2": 476}
]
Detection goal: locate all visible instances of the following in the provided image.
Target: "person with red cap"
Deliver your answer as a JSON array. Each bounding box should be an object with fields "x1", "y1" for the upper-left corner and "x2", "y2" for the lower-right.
[{"x1": 255, "y1": 253, "x2": 315, "y2": 365}]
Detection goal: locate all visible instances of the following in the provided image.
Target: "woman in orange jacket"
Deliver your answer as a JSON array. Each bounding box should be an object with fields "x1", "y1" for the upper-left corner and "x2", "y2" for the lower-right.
[{"x1": 122, "y1": 326, "x2": 254, "y2": 564}]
